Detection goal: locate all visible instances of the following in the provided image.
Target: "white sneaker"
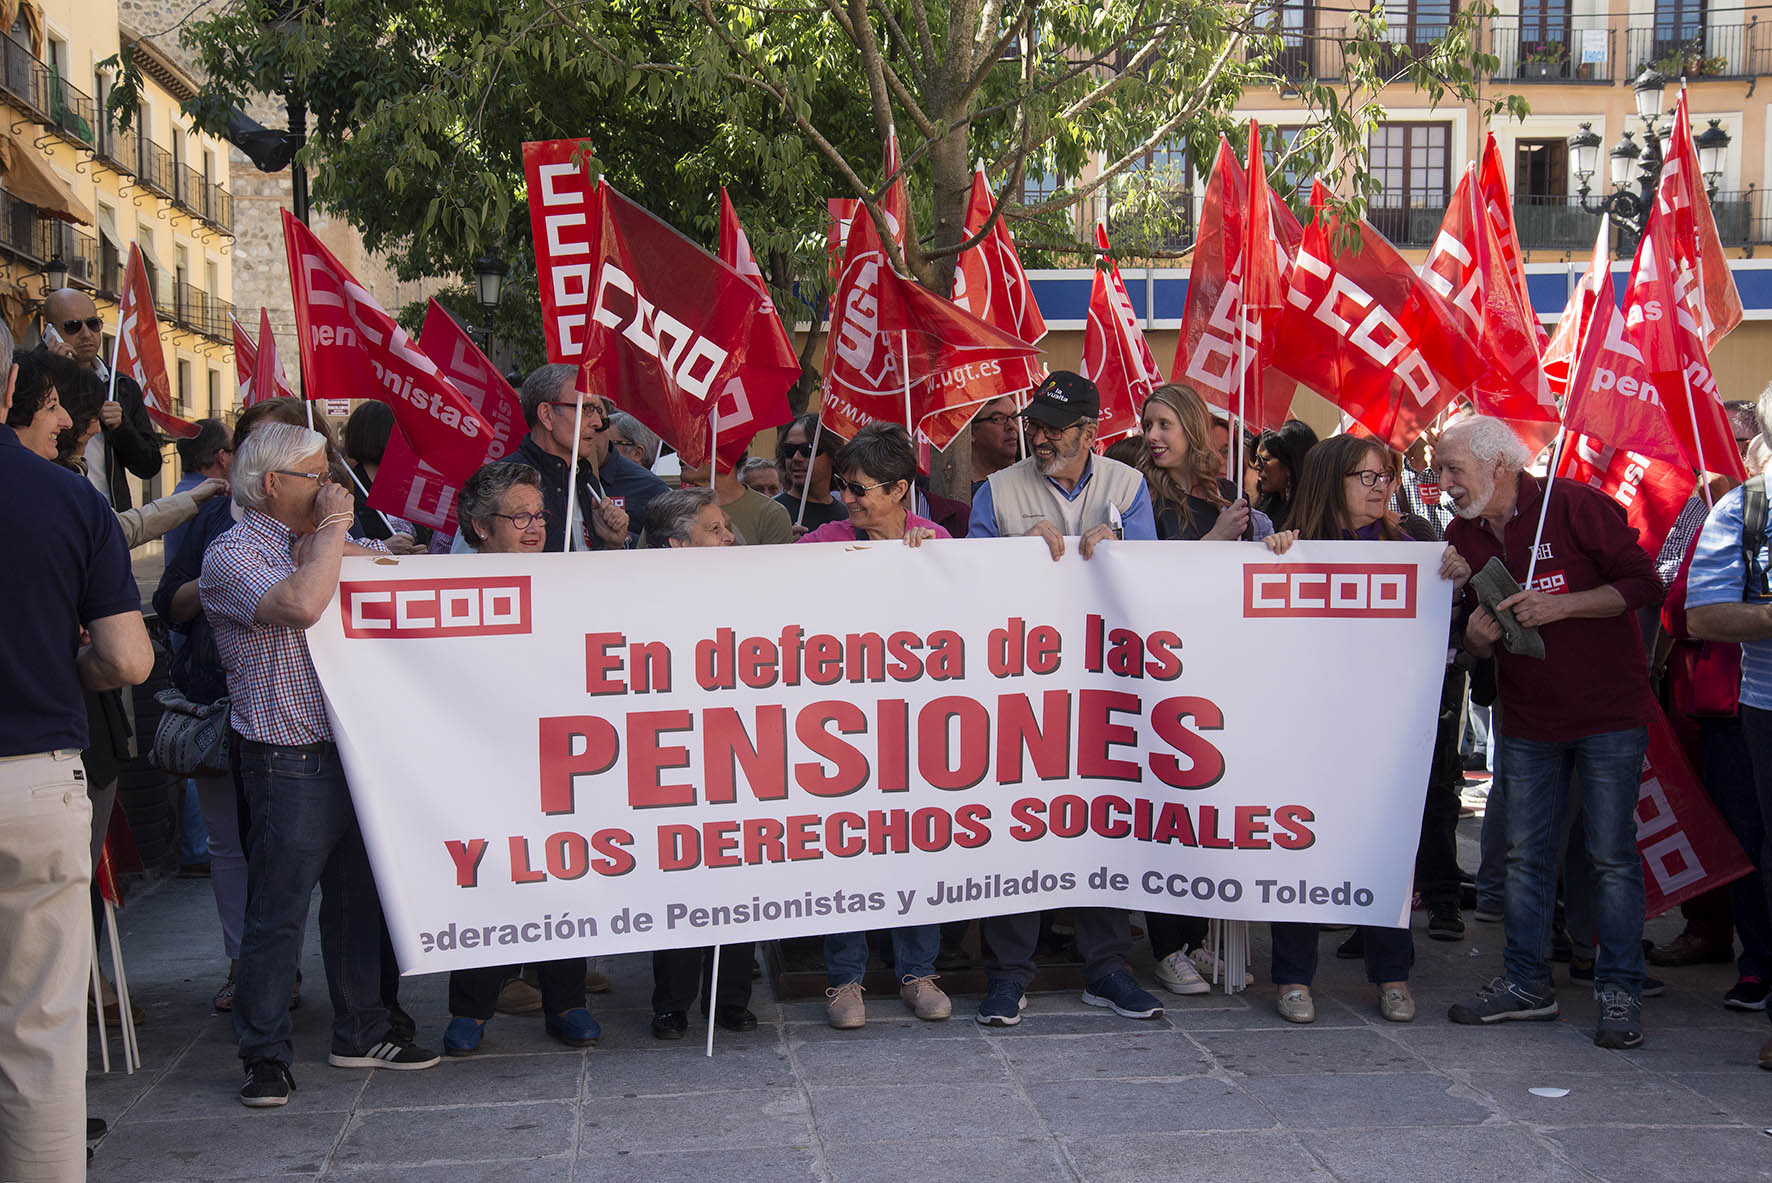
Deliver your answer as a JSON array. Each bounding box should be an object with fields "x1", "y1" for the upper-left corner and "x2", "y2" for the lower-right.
[
  {"x1": 1154, "y1": 950, "x2": 1211, "y2": 995},
  {"x1": 1190, "y1": 946, "x2": 1254, "y2": 987}
]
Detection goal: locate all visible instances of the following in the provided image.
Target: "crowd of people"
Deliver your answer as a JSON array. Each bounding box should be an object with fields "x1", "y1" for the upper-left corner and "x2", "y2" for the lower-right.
[{"x1": 6, "y1": 287, "x2": 1772, "y2": 1178}]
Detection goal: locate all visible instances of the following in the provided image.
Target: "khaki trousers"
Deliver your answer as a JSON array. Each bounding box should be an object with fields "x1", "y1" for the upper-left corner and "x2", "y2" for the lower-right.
[{"x1": 0, "y1": 750, "x2": 92, "y2": 1183}]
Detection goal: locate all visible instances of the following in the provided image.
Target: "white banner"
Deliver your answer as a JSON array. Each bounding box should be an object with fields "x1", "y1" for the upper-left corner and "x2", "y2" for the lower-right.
[{"x1": 306, "y1": 539, "x2": 1450, "y2": 974}]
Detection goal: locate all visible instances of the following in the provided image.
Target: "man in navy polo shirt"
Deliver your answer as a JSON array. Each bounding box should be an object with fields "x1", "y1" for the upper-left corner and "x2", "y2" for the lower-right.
[{"x1": 0, "y1": 320, "x2": 154, "y2": 1183}]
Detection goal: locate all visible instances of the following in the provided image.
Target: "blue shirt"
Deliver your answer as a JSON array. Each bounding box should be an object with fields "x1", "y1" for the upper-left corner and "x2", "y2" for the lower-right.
[
  {"x1": 1686, "y1": 484, "x2": 1772, "y2": 710},
  {"x1": 0, "y1": 425, "x2": 140, "y2": 755},
  {"x1": 967, "y1": 456, "x2": 1157, "y2": 540},
  {"x1": 162, "y1": 470, "x2": 206, "y2": 566}
]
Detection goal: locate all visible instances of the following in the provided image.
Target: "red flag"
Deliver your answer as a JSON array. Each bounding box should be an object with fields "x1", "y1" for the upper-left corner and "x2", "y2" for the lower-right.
[
  {"x1": 713, "y1": 189, "x2": 798, "y2": 469},
  {"x1": 580, "y1": 182, "x2": 800, "y2": 469},
  {"x1": 522, "y1": 138, "x2": 599, "y2": 365},
  {"x1": 114, "y1": 243, "x2": 198, "y2": 439},
  {"x1": 254, "y1": 305, "x2": 284, "y2": 414},
  {"x1": 1639, "y1": 705, "x2": 1754, "y2": 917},
  {"x1": 882, "y1": 126, "x2": 909, "y2": 255},
  {"x1": 1081, "y1": 223, "x2": 1159, "y2": 443},
  {"x1": 282, "y1": 209, "x2": 493, "y2": 484},
  {"x1": 821, "y1": 206, "x2": 1041, "y2": 446},
  {"x1": 827, "y1": 198, "x2": 860, "y2": 285},
  {"x1": 1556, "y1": 433, "x2": 1696, "y2": 564},
  {"x1": 1542, "y1": 234, "x2": 1606, "y2": 403},
  {"x1": 1561, "y1": 220, "x2": 1691, "y2": 469},
  {"x1": 952, "y1": 168, "x2": 1047, "y2": 398},
  {"x1": 1172, "y1": 133, "x2": 1304, "y2": 429},
  {"x1": 1623, "y1": 214, "x2": 1746, "y2": 479},
  {"x1": 368, "y1": 301, "x2": 526, "y2": 534},
  {"x1": 1658, "y1": 92, "x2": 1742, "y2": 349},
  {"x1": 232, "y1": 313, "x2": 295, "y2": 407},
  {"x1": 1272, "y1": 183, "x2": 1481, "y2": 450},
  {"x1": 1477, "y1": 133, "x2": 1546, "y2": 348},
  {"x1": 1422, "y1": 166, "x2": 1557, "y2": 425}
]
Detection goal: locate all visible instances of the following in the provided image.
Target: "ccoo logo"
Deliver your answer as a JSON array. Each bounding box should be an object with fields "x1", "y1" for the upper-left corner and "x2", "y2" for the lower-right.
[
  {"x1": 1242, "y1": 563, "x2": 1417, "y2": 619},
  {"x1": 340, "y1": 577, "x2": 532, "y2": 639}
]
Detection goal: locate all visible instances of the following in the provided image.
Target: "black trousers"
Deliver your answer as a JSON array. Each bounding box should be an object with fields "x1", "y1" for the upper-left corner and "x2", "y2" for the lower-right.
[
  {"x1": 1146, "y1": 912, "x2": 1209, "y2": 961},
  {"x1": 449, "y1": 957, "x2": 586, "y2": 1020},
  {"x1": 1271, "y1": 923, "x2": 1413, "y2": 986},
  {"x1": 651, "y1": 943, "x2": 755, "y2": 1013},
  {"x1": 1416, "y1": 666, "x2": 1470, "y2": 909},
  {"x1": 984, "y1": 909, "x2": 1129, "y2": 988}
]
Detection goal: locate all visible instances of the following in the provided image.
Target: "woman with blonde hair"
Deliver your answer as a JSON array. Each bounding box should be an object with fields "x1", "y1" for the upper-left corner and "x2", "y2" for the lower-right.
[{"x1": 1138, "y1": 383, "x2": 1271, "y2": 542}]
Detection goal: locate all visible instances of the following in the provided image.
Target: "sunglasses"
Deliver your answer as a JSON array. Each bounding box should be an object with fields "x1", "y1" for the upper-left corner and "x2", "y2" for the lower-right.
[
  {"x1": 782, "y1": 442, "x2": 814, "y2": 458},
  {"x1": 832, "y1": 477, "x2": 897, "y2": 498},
  {"x1": 61, "y1": 317, "x2": 104, "y2": 336}
]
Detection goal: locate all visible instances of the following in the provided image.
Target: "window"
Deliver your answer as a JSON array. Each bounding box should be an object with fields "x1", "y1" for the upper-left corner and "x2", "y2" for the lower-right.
[
  {"x1": 1367, "y1": 122, "x2": 1450, "y2": 245},
  {"x1": 1115, "y1": 138, "x2": 1195, "y2": 248},
  {"x1": 136, "y1": 224, "x2": 158, "y2": 298},
  {"x1": 1390, "y1": 0, "x2": 1456, "y2": 56},
  {"x1": 1652, "y1": 0, "x2": 1704, "y2": 58},
  {"x1": 207, "y1": 368, "x2": 220, "y2": 419},
  {"x1": 1514, "y1": 139, "x2": 1568, "y2": 198},
  {"x1": 176, "y1": 359, "x2": 191, "y2": 417},
  {"x1": 1274, "y1": 0, "x2": 1315, "y2": 80},
  {"x1": 96, "y1": 203, "x2": 119, "y2": 292},
  {"x1": 1274, "y1": 124, "x2": 1320, "y2": 194}
]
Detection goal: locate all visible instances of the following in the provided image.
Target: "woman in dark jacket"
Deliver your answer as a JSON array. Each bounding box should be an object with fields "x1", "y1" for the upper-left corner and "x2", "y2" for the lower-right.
[{"x1": 1252, "y1": 419, "x2": 1319, "y2": 530}]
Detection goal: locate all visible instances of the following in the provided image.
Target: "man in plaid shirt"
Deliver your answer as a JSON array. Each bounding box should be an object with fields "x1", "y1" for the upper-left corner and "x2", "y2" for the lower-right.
[{"x1": 199, "y1": 423, "x2": 439, "y2": 1109}]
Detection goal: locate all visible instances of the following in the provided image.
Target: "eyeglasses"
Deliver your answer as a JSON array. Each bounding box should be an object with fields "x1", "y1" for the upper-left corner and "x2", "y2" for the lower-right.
[
  {"x1": 1024, "y1": 421, "x2": 1081, "y2": 440},
  {"x1": 274, "y1": 469, "x2": 331, "y2": 486},
  {"x1": 832, "y1": 477, "x2": 896, "y2": 498},
  {"x1": 544, "y1": 400, "x2": 608, "y2": 430},
  {"x1": 782, "y1": 442, "x2": 814, "y2": 458},
  {"x1": 489, "y1": 509, "x2": 551, "y2": 530},
  {"x1": 1252, "y1": 454, "x2": 1277, "y2": 469},
  {"x1": 973, "y1": 413, "x2": 1015, "y2": 428},
  {"x1": 60, "y1": 317, "x2": 104, "y2": 336},
  {"x1": 1346, "y1": 469, "x2": 1396, "y2": 487}
]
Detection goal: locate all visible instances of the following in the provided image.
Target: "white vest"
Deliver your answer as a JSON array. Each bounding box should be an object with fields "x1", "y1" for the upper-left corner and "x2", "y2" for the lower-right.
[{"x1": 985, "y1": 455, "x2": 1146, "y2": 536}]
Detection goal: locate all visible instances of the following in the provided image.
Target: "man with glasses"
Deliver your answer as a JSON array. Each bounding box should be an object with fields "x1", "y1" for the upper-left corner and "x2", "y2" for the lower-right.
[
  {"x1": 969, "y1": 395, "x2": 1022, "y2": 491},
  {"x1": 965, "y1": 371, "x2": 1163, "y2": 1028},
  {"x1": 506, "y1": 365, "x2": 666, "y2": 551},
  {"x1": 43, "y1": 288, "x2": 161, "y2": 511},
  {"x1": 200, "y1": 423, "x2": 441, "y2": 1108}
]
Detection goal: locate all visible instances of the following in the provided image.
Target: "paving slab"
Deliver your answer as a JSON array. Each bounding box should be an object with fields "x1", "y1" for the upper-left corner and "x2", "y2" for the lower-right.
[
  {"x1": 1062, "y1": 1130, "x2": 1334, "y2": 1182},
  {"x1": 579, "y1": 1087, "x2": 812, "y2": 1153},
  {"x1": 1548, "y1": 1126, "x2": 1772, "y2": 1183},
  {"x1": 807, "y1": 1081, "x2": 1041, "y2": 1142},
  {"x1": 995, "y1": 1030, "x2": 1213, "y2": 1081},
  {"x1": 1025, "y1": 1076, "x2": 1275, "y2": 1136},
  {"x1": 1301, "y1": 1126, "x2": 1601, "y2": 1183},
  {"x1": 824, "y1": 1136, "x2": 1073, "y2": 1183},
  {"x1": 1240, "y1": 1070, "x2": 1495, "y2": 1129},
  {"x1": 332, "y1": 1101, "x2": 577, "y2": 1167}
]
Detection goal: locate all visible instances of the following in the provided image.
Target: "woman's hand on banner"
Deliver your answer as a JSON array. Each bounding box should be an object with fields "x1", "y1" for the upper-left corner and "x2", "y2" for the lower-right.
[
  {"x1": 904, "y1": 527, "x2": 939, "y2": 548},
  {"x1": 1264, "y1": 530, "x2": 1299, "y2": 556}
]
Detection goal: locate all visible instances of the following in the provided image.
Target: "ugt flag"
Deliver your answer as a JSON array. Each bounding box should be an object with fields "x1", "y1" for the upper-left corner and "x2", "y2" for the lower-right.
[{"x1": 115, "y1": 243, "x2": 198, "y2": 438}]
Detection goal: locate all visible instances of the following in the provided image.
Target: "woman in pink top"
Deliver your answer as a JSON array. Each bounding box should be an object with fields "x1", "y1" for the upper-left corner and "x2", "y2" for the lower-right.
[{"x1": 796, "y1": 422, "x2": 949, "y2": 547}]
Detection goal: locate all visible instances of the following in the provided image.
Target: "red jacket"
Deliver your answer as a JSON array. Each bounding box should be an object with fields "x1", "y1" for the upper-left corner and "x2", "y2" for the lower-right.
[{"x1": 1446, "y1": 474, "x2": 1663, "y2": 743}]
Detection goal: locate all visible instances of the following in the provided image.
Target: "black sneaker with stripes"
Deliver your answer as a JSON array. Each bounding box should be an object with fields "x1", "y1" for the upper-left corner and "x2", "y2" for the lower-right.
[
  {"x1": 240, "y1": 1060, "x2": 295, "y2": 1107},
  {"x1": 327, "y1": 1038, "x2": 441, "y2": 1071}
]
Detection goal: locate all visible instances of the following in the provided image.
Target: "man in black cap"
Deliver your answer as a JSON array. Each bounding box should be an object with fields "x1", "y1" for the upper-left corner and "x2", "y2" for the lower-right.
[
  {"x1": 966, "y1": 370, "x2": 1155, "y2": 557},
  {"x1": 964, "y1": 371, "x2": 1162, "y2": 1027}
]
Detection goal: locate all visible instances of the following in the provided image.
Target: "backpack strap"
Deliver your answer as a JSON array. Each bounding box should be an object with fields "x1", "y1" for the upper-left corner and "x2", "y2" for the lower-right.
[{"x1": 1743, "y1": 475, "x2": 1769, "y2": 600}]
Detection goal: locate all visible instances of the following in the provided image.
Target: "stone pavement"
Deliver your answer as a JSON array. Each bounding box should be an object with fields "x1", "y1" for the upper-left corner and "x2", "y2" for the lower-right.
[{"x1": 83, "y1": 875, "x2": 1772, "y2": 1183}]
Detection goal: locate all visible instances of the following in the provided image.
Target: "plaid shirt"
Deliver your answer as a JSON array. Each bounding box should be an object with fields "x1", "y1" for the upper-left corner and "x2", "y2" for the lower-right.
[
  {"x1": 1398, "y1": 464, "x2": 1454, "y2": 540},
  {"x1": 198, "y1": 508, "x2": 385, "y2": 746}
]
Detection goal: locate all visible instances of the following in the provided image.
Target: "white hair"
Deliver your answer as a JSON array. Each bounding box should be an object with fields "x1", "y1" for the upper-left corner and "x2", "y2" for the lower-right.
[
  {"x1": 1441, "y1": 415, "x2": 1530, "y2": 472},
  {"x1": 1756, "y1": 381, "x2": 1772, "y2": 440},
  {"x1": 233, "y1": 422, "x2": 326, "y2": 510}
]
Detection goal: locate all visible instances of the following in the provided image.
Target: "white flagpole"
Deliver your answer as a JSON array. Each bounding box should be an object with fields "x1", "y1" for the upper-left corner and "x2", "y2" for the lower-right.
[
  {"x1": 104, "y1": 323, "x2": 122, "y2": 403},
  {"x1": 561, "y1": 395, "x2": 586, "y2": 552},
  {"x1": 796, "y1": 412, "x2": 826, "y2": 528},
  {"x1": 1234, "y1": 307, "x2": 1249, "y2": 503},
  {"x1": 704, "y1": 944, "x2": 723, "y2": 1058},
  {"x1": 1528, "y1": 217, "x2": 1604, "y2": 588},
  {"x1": 105, "y1": 900, "x2": 139, "y2": 1073},
  {"x1": 342, "y1": 463, "x2": 398, "y2": 534},
  {"x1": 90, "y1": 952, "x2": 110, "y2": 1073},
  {"x1": 1680, "y1": 370, "x2": 1716, "y2": 509},
  {"x1": 901, "y1": 328, "x2": 914, "y2": 440}
]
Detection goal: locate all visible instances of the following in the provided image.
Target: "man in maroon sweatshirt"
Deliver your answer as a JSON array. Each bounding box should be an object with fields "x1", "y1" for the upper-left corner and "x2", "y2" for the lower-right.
[{"x1": 1437, "y1": 416, "x2": 1662, "y2": 1049}]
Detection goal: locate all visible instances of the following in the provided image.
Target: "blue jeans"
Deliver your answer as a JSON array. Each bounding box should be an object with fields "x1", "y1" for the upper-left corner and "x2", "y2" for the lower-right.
[
  {"x1": 825, "y1": 924, "x2": 940, "y2": 986},
  {"x1": 234, "y1": 741, "x2": 389, "y2": 1065},
  {"x1": 1476, "y1": 766, "x2": 1508, "y2": 916},
  {"x1": 1499, "y1": 727, "x2": 1647, "y2": 996},
  {"x1": 178, "y1": 779, "x2": 210, "y2": 865},
  {"x1": 1703, "y1": 716, "x2": 1772, "y2": 981}
]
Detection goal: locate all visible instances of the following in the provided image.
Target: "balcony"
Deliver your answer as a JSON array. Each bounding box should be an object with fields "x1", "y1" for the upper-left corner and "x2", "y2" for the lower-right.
[
  {"x1": 0, "y1": 33, "x2": 47, "y2": 120},
  {"x1": 1513, "y1": 195, "x2": 1605, "y2": 250},
  {"x1": 134, "y1": 136, "x2": 175, "y2": 198},
  {"x1": 173, "y1": 165, "x2": 232, "y2": 233},
  {"x1": 171, "y1": 280, "x2": 232, "y2": 342},
  {"x1": 43, "y1": 220, "x2": 97, "y2": 287},
  {"x1": 0, "y1": 187, "x2": 43, "y2": 262},
  {"x1": 207, "y1": 184, "x2": 232, "y2": 233},
  {"x1": 1489, "y1": 25, "x2": 1616, "y2": 83},
  {"x1": 1625, "y1": 25, "x2": 1760, "y2": 79},
  {"x1": 1368, "y1": 190, "x2": 1449, "y2": 248},
  {"x1": 46, "y1": 66, "x2": 94, "y2": 149}
]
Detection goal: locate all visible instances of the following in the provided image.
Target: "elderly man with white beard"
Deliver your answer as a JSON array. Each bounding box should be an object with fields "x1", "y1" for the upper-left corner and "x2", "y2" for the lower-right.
[{"x1": 1435, "y1": 416, "x2": 1663, "y2": 1051}]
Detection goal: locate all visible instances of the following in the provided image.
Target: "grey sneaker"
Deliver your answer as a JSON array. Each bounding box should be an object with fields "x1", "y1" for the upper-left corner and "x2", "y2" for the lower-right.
[
  {"x1": 1593, "y1": 987, "x2": 1643, "y2": 1050},
  {"x1": 1447, "y1": 977, "x2": 1559, "y2": 1024}
]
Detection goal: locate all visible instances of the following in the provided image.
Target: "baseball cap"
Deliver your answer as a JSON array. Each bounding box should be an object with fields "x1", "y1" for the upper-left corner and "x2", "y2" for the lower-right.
[{"x1": 1018, "y1": 371, "x2": 1100, "y2": 428}]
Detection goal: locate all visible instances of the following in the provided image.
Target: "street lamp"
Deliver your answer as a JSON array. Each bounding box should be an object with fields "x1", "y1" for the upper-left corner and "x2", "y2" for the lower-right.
[
  {"x1": 44, "y1": 252, "x2": 67, "y2": 293},
  {"x1": 1568, "y1": 69, "x2": 1727, "y2": 252},
  {"x1": 473, "y1": 252, "x2": 508, "y2": 345}
]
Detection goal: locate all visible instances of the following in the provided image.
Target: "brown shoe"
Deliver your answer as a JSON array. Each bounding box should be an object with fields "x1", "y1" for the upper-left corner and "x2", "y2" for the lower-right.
[
  {"x1": 899, "y1": 975, "x2": 952, "y2": 1021},
  {"x1": 826, "y1": 981, "x2": 866, "y2": 1029},
  {"x1": 1378, "y1": 982, "x2": 1416, "y2": 1023},
  {"x1": 1648, "y1": 931, "x2": 1734, "y2": 967},
  {"x1": 1759, "y1": 1036, "x2": 1772, "y2": 1071},
  {"x1": 495, "y1": 977, "x2": 544, "y2": 1015},
  {"x1": 585, "y1": 966, "x2": 612, "y2": 994}
]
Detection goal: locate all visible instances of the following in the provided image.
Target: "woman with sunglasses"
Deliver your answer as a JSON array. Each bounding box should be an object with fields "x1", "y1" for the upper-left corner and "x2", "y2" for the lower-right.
[
  {"x1": 1252, "y1": 419, "x2": 1319, "y2": 530},
  {"x1": 1260, "y1": 435, "x2": 1471, "y2": 1024},
  {"x1": 441, "y1": 462, "x2": 596, "y2": 1055},
  {"x1": 795, "y1": 422, "x2": 949, "y2": 548},
  {"x1": 795, "y1": 423, "x2": 952, "y2": 1027}
]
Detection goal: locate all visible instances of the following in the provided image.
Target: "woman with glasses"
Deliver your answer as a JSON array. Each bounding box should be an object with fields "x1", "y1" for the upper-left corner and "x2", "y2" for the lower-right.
[
  {"x1": 441, "y1": 462, "x2": 596, "y2": 1055},
  {"x1": 1252, "y1": 419, "x2": 1320, "y2": 530},
  {"x1": 794, "y1": 423, "x2": 952, "y2": 1028},
  {"x1": 1260, "y1": 435, "x2": 1471, "y2": 1024}
]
